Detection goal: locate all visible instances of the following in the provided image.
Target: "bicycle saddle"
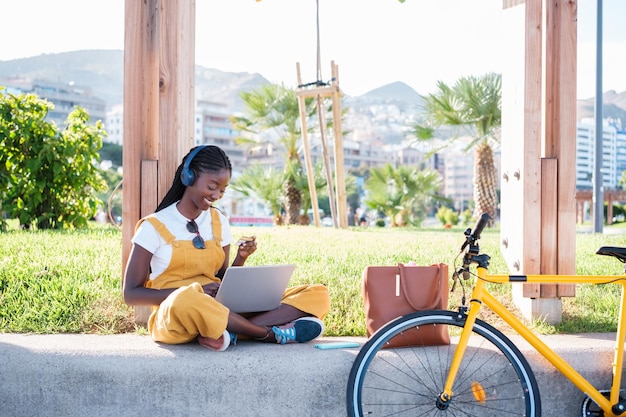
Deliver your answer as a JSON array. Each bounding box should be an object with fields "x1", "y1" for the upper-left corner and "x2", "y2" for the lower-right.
[{"x1": 596, "y1": 246, "x2": 626, "y2": 264}]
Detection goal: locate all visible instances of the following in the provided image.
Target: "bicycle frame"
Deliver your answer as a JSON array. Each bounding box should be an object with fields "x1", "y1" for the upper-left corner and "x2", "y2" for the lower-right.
[{"x1": 443, "y1": 268, "x2": 626, "y2": 416}]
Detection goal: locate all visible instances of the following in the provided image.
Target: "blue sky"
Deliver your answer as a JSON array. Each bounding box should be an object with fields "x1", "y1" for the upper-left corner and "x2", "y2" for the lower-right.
[{"x1": 1, "y1": 0, "x2": 624, "y2": 99}]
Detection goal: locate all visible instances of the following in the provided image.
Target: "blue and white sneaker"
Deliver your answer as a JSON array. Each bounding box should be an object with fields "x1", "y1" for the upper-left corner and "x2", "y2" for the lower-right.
[{"x1": 272, "y1": 317, "x2": 324, "y2": 345}]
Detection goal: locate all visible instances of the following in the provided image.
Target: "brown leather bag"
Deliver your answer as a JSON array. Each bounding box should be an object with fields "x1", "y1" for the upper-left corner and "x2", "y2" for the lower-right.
[{"x1": 362, "y1": 263, "x2": 450, "y2": 348}]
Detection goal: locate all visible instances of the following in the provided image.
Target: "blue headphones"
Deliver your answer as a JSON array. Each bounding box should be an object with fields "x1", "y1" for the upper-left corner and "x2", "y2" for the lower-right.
[{"x1": 180, "y1": 145, "x2": 208, "y2": 186}]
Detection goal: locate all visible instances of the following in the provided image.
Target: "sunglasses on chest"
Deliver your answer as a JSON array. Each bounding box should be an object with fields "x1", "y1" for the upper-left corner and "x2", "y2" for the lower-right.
[{"x1": 186, "y1": 219, "x2": 206, "y2": 249}]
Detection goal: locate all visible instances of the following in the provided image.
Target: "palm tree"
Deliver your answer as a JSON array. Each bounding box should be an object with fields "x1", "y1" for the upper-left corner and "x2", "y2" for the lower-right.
[
  {"x1": 231, "y1": 83, "x2": 316, "y2": 225},
  {"x1": 289, "y1": 160, "x2": 327, "y2": 225},
  {"x1": 413, "y1": 73, "x2": 501, "y2": 224},
  {"x1": 364, "y1": 163, "x2": 447, "y2": 227},
  {"x1": 229, "y1": 164, "x2": 285, "y2": 225}
]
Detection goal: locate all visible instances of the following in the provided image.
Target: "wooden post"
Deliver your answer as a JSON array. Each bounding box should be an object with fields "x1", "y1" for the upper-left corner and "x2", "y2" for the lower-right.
[
  {"x1": 315, "y1": 94, "x2": 338, "y2": 227},
  {"x1": 296, "y1": 63, "x2": 321, "y2": 227},
  {"x1": 545, "y1": 0, "x2": 577, "y2": 283},
  {"x1": 330, "y1": 62, "x2": 347, "y2": 228},
  {"x1": 122, "y1": 0, "x2": 160, "y2": 274},
  {"x1": 501, "y1": 0, "x2": 577, "y2": 323},
  {"x1": 122, "y1": 0, "x2": 196, "y2": 324},
  {"x1": 539, "y1": 158, "x2": 558, "y2": 297}
]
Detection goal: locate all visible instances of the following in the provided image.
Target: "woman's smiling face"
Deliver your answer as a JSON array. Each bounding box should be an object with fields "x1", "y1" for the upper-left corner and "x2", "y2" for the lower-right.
[{"x1": 189, "y1": 168, "x2": 231, "y2": 210}]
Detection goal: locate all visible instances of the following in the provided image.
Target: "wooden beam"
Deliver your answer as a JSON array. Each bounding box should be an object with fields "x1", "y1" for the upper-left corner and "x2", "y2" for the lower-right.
[
  {"x1": 141, "y1": 160, "x2": 159, "y2": 217},
  {"x1": 296, "y1": 63, "x2": 321, "y2": 227},
  {"x1": 501, "y1": 0, "x2": 542, "y2": 280},
  {"x1": 521, "y1": 0, "x2": 543, "y2": 276},
  {"x1": 296, "y1": 85, "x2": 339, "y2": 98},
  {"x1": 158, "y1": 0, "x2": 195, "y2": 203},
  {"x1": 122, "y1": 0, "x2": 161, "y2": 272},
  {"x1": 330, "y1": 62, "x2": 347, "y2": 227},
  {"x1": 545, "y1": 0, "x2": 577, "y2": 277},
  {"x1": 503, "y1": 0, "x2": 578, "y2": 311},
  {"x1": 123, "y1": 0, "x2": 197, "y2": 324},
  {"x1": 539, "y1": 158, "x2": 557, "y2": 297}
]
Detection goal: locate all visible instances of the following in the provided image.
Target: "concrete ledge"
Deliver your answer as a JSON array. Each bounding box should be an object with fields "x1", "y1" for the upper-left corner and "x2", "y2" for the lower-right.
[{"x1": 0, "y1": 332, "x2": 622, "y2": 417}]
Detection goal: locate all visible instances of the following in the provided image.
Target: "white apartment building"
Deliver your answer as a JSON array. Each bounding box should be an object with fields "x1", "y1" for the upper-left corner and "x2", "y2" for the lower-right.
[
  {"x1": 576, "y1": 118, "x2": 625, "y2": 190},
  {"x1": 2, "y1": 77, "x2": 107, "y2": 127},
  {"x1": 105, "y1": 105, "x2": 123, "y2": 145},
  {"x1": 443, "y1": 151, "x2": 474, "y2": 212},
  {"x1": 194, "y1": 100, "x2": 245, "y2": 168}
]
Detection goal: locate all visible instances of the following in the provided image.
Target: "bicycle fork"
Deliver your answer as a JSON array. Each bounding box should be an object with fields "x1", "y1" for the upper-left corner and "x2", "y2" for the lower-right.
[{"x1": 437, "y1": 275, "x2": 487, "y2": 408}]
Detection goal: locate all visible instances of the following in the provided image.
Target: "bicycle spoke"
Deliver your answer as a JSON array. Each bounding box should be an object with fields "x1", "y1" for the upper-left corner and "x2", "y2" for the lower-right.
[{"x1": 347, "y1": 311, "x2": 540, "y2": 417}]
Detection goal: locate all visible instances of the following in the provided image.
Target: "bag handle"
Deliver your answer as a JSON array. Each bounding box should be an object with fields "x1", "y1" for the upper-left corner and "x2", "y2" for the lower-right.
[{"x1": 397, "y1": 263, "x2": 446, "y2": 310}]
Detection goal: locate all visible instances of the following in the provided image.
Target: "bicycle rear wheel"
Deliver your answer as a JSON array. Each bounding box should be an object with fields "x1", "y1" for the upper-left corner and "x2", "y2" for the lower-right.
[{"x1": 347, "y1": 310, "x2": 541, "y2": 417}]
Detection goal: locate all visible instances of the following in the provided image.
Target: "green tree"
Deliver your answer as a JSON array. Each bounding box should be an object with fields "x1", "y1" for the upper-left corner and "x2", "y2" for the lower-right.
[
  {"x1": 289, "y1": 160, "x2": 328, "y2": 224},
  {"x1": 99, "y1": 142, "x2": 123, "y2": 168},
  {"x1": 619, "y1": 170, "x2": 626, "y2": 190},
  {"x1": 364, "y1": 163, "x2": 447, "y2": 227},
  {"x1": 231, "y1": 84, "x2": 312, "y2": 225},
  {"x1": 413, "y1": 73, "x2": 501, "y2": 225},
  {"x1": 0, "y1": 91, "x2": 107, "y2": 230},
  {"x1": 229, "y1": 164, "x2": 286, "y2": 225}
]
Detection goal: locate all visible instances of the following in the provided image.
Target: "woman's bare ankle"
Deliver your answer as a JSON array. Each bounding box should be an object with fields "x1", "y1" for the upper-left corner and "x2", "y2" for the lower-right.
[{"x1": 254, "y1": 326, "x2": 275, "y2": 343}]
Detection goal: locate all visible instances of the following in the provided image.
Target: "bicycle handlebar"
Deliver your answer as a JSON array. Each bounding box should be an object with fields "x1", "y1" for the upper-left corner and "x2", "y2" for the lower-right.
[
  {"x1": 471, "y1": 213, "x2": 490, "y2": 241},
  {"x1": 461, "y1": 213, "x2": 490, "y2": 251},
  {"x1": 453, "y1": 213, "x2": 491, "y2": 287}
]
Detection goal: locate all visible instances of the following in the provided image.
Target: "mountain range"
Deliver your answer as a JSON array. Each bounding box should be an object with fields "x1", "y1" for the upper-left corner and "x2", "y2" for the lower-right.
[{"x1": 0, "y1": 50, "x2": 625, "y2": 144}]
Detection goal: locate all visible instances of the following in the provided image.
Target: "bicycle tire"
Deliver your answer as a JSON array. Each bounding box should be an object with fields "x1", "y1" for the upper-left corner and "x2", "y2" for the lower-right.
[{"x1": 347, "y1": 310, "x2": 541, "y2": 417}]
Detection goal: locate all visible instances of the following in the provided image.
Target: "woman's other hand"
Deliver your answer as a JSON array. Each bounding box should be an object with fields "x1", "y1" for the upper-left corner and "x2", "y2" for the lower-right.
[{"x1": 202, "y1": 282, "x2": 220, "y2": 297}]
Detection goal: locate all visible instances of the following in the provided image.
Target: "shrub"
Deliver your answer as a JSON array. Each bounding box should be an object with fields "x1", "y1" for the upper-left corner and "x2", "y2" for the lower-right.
[{"x1": 436, "y1": 206, "x2": 459, "y2": 226}]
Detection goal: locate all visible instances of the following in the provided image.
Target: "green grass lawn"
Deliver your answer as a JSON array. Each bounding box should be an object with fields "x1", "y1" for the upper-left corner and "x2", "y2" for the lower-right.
[{"x1": 1, "y1": 221, "x2": 625, "y2": 336}]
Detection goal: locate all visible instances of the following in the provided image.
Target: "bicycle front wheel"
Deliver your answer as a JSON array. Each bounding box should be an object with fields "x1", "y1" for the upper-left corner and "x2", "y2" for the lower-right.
[{"x1": 347, "y1": 310, "x2": 541, "y2": 417}]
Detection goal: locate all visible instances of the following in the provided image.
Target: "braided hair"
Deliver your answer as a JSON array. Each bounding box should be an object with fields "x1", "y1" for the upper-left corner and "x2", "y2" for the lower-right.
[{"x1": 156, "y1": 145, "x2": 232, "y2": 212}]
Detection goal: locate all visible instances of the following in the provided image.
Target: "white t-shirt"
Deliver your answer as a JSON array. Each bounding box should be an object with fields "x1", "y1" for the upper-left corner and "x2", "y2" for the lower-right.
[{"x1": 132, "y1": 203, "x2": 233, "y2": 280}]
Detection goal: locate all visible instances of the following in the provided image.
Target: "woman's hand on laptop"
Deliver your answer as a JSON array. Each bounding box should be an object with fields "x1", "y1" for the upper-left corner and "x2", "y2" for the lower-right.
[{"x1": 202, "y1": 282, "x2": 220, "y2": 297}]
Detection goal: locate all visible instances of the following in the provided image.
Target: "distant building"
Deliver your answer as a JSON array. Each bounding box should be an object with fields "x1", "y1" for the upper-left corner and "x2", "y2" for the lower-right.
[
  {"x1": 576, "y1": 118, "x2": 625, "y2": 190},
  {"x1": 105, "y1": 105, "x2": 123, "y2": 145},
  {"x1": 300, "y1": 137, "x2": 391, "y2": 170},
  {"x1": 443, "y1": 151, "x2": 474, "y2": 212},
  {"x1": 102, "y1": 99, "x2": 504, "y2": 217},
  {"x1": 194, "y1": 100, "x2": 245, "y2": 167},
  {"x1": 0, "y1": 77, "x2": 106, "y2": 127}
]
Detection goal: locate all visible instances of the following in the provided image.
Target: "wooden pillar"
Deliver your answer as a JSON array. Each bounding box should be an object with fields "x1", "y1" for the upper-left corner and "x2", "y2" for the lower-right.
[
  {"x1": 295, "y1": 63, "x2": 321, "y2": 227},
  {"x1": 545, "y1": 0, "x2": 577, "y2": 283},
  {"x1": 501, "y1": 0, "x2": 577, "y2": 324},
  {"x1": 122, "y1": 0, "x2": 196, "y2": 323},
  {"x1": 122, "y1": 0, "x2": 160, "y2": 274},
  {"x1": 330, "y1": 62, "x2": 348, "y2": 228},
  {"x1": 157, "y1": 0, "x2": 196, "y2": 197}
]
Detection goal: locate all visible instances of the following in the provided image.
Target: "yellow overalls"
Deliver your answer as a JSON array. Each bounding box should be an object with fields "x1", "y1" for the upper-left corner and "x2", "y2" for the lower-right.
[{"x1": 137, "y1": 209, "x2": 331, "y2": 344}]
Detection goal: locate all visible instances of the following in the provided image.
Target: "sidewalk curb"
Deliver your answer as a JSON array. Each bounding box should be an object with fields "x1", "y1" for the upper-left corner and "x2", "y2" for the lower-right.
[{"x1": 0, "y1": 333, "x2": 621, "y2": 416}]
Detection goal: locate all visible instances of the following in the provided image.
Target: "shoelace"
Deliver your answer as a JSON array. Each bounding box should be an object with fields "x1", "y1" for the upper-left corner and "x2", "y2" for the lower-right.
[{"x1": 272, "y1": 325, "x2": 296, "y2": 345}]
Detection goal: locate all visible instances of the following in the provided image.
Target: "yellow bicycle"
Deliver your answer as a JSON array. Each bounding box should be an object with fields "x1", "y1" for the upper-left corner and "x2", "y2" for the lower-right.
[{"x1": 346, "y1": 213, "x2": 626, "y2": 416}]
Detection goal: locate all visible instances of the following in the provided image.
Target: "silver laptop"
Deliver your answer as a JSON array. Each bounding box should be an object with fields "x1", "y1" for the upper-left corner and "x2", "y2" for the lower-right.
[{"x1": 215, "y1": 264, "x2": 295, "y2": 313}]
